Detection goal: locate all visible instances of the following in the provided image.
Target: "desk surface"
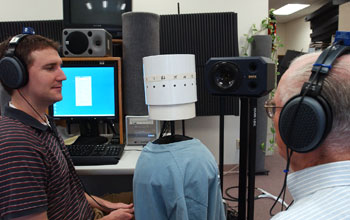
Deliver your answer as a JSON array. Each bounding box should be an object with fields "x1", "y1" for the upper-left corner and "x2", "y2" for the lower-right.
[{"x1": 74, "y1": 145, "x2": 143, "y2": 175}]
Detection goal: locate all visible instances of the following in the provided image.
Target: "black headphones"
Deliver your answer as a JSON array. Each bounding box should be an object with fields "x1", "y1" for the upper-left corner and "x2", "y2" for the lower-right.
[
  {"x1": 278, "y1": 36, "x2": 350, "y2": 153},
  {"x1": 0, "y1": 34, "x2": 30, "y2": 89}
]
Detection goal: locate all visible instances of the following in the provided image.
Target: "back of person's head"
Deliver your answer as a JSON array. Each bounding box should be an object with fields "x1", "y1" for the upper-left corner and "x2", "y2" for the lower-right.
[
  {"x1": 278, "y1": 52, "x2": 350, "y2": 154},
  {"x1": 0, "y1": 34, "x2": 60, "y2": 95}
]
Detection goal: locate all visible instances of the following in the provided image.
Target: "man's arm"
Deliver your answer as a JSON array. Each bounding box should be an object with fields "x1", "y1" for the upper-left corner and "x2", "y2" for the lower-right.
[{"x1": 85, "y1": 193, "x2": 134, "y2": 219}]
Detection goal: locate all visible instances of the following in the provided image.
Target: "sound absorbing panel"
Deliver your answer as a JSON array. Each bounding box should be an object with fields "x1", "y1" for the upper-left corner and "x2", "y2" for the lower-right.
[
  {"x1": 122, "y1": 12, "x2": 160, "y2": 116},
  {"x1": 160, "y1": 12, "x2": 240, "y2": 116},
  {"x1": 251, "y1": 36, "x2": 272, "y2": 174},
  {"x1": 251, "y1": 35, "x2": 272, "y2": 58},
  {"x1": 0, "y1": 20, "x2": 63, "y2": 42}
]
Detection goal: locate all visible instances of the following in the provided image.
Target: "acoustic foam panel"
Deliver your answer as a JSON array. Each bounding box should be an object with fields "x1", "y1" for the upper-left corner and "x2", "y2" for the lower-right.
[
  {"x1": 160, "y1": 12, "x2": 240, "y2": 116},
  {"x1": 122, "y1": 12, "x2": 160, "y2": 116},
  {"x1": 0, "y1": 20, "x2": 63, "y2": 42},
  {"x1": 251, "y1": 38, "x2": 272, "y2": 173}
]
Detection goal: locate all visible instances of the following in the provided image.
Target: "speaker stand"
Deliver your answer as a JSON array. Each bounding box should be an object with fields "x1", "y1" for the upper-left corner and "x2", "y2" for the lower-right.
[{"x1": 238, "y1": 97, "x2": 257, "y2": 220}]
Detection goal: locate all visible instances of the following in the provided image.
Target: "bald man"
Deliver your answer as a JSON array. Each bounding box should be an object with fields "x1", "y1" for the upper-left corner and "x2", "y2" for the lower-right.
[{"x1": 268, "y1": 53, "x2": 350, "y2": 219}]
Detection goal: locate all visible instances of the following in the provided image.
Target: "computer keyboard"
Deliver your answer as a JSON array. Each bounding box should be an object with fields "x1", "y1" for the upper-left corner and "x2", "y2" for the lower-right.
[{"x1": 66, "y1": 143, "x2": 125, "y2": 165}]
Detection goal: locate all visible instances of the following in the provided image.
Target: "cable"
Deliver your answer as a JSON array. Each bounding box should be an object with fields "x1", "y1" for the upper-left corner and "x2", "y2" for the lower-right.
[
  {"x1": 83, "y1": 185, "x2": 116, "y2": 213},
  {"x1": 269, "y1": 150, "x2": 293, "y2": 216},
  {"x1": 223, "y1": 165, "x2": 239, "y2": 175},
  {"x1": 224, "y1": 186, "x2": 239, "y2": 202},
  {"x1": 159, "y1": 121, "x2": 170, "y2": 138},
  {"x1": 18, "y1": 90, "x2": 48, "y2": 125},
  {"x1": 19, "y1": 88, "x2": 119, "y2": 213},
  {"x1": 49, "y1": 121, "x2": 117, "y2": 213}
]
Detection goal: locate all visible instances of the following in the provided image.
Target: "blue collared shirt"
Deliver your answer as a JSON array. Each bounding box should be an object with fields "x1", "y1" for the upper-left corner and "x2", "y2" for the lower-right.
[
  {"x1": 133, "y1": 138, "x2": 226, "y2": 220},
  {"x1": 271, "y1": 160, "x2": 350, "y2": 220}
]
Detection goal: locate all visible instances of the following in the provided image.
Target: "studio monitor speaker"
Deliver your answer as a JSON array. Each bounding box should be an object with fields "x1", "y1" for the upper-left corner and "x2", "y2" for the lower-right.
[{"x1": 62, "y1": 28, "x2": 112, "y2": 57}]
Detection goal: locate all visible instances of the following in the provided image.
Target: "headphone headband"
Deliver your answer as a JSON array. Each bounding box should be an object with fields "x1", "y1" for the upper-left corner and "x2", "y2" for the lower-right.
[
  {"x1": 302, "y1": 44, "x2": 350, "y2": 98},
  {"x1": 5, "y1": 34, "x2": 29, "y2": 57}
]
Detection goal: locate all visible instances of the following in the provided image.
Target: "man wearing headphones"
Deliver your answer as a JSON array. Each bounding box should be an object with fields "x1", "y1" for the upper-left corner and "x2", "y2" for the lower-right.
[
  {"x1": 0, "y1": 34, "x2": 133, "y2": 220},
  {"x1": 267, "y1": 47, "x2": 350, "y2": 219}
]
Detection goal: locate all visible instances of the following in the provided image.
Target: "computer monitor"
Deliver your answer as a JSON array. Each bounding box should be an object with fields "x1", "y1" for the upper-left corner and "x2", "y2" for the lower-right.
[
  {"x1": 63, "y1": 0, "x2": 132, "y2": 39},
  {"x1": 50, "y1": 61, "x2": 118, "y2": 145}
]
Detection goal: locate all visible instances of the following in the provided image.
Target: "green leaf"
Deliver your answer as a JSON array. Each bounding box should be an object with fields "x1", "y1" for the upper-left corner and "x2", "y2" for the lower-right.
[
  {"x1": 260, "y1": 142, "x2": 266, "y2": 152},
  {"x1": 270, "y1": 127, "x2": 275, "y2": 133}
]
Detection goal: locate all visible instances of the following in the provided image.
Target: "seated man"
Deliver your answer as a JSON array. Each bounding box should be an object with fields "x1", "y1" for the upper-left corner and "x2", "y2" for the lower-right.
[
  {"x1": 133, "y1": 54, "x2": 226, "y2": 220},
  {"x1": 0, "y1": 33, "x2": 133, "y2": 220},
  {"x1": 269, "y1": 41, "x2": 350, "y2": 219}
]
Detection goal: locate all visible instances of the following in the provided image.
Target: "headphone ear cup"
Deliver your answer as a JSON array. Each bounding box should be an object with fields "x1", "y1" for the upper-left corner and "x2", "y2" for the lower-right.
[
  {"x1": 278, "y1": 96, "x2": 331, "y2": 153},
  {"x1": 0, "y1": 56, "x2": 28, "y2": 89}
]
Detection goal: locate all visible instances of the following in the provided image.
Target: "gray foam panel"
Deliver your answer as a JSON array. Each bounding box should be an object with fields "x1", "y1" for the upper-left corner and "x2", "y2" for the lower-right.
[{"x1": 122, "y1": 12, "x2": 160, "y2": 116}]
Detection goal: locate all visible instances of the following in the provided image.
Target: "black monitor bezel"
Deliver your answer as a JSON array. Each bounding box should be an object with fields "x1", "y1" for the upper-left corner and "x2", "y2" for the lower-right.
[
  {"x1": 49, "y1": 60, "x2": 119, "y2": 121},
  {"x1": 62, "y1": 0, "x2": 132, "y2": 39}
]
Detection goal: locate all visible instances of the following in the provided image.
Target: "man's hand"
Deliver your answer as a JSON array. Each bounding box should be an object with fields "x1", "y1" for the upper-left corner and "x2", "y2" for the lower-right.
[
  {"x1": 106, "y1": 202, "x2": 134, "y2": 211},
  {"x1": 85, "y1": 193, "x2": 134, "y2": 219},
  {"x1": 101, "y1": 205, "x2": 134, "y2": 220}
]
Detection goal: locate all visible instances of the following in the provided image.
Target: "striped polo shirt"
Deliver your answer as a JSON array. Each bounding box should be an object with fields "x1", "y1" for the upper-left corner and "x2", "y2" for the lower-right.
[
  {"x1": 0, "y1": 106, "x2": 94, "y2": 220},
  {"x1": 271, "y1": 160, "x2": 350, "y2": 220}
]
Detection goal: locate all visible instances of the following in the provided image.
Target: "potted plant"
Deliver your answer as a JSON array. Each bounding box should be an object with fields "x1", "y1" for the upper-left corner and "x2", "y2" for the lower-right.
[{"x1": 242, "y1": 9, "x2": 284, "y2": 154}]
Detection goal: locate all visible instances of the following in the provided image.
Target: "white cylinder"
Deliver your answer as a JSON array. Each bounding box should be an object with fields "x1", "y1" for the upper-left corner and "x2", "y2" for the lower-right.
[{"x1": 143, "y1": 54, "x2": 197, "y2": 121}]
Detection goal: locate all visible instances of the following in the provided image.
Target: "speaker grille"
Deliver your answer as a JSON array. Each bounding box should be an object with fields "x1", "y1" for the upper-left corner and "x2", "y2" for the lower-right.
[
  {"x1": 160, "y1": 12, "x2": 240, "y2": 116},
  {"x1": 280, "y1": 104, "x2": 320, "y2": 151},
  {"x1": 64, "y1": 31, "x2": 89, "y2": 54}
]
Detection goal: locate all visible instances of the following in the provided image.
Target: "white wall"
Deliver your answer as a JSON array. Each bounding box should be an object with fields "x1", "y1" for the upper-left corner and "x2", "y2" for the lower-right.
[
  {"x1": 0, "y1": 0, "x2": 63, "y2": 21},
  {"x1": 339, "y1": 1, "x2": 350, "y2": 31},
  {"x1": 0, "y1": 0, "x2": 268, "y2": 57},
  {"x1": 0, "y1": 0, "x2": 269, "y2": 164},
  {"x1": 277, "y1": 17, "x2": 311, "y2": 55}
]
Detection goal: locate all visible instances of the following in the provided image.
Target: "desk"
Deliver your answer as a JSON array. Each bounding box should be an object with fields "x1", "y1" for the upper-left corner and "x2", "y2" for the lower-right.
[
  {"x1": 75, "y1": 145, "x2": 143, "y2": 175},
  {"x1": 75, "y1": 145, "x2": 143, "y2": 196}
]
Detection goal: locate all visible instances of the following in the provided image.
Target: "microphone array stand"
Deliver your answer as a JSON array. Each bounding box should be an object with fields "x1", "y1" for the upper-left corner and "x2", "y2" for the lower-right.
[{"x1": 238, "y1": 97, "x2": 257, "y2": 220}]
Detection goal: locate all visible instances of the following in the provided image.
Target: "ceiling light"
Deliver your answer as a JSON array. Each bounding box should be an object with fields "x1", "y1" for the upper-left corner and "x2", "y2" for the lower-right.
[
  {"x1": 120, "y1": 3, "x2": 126, "y2": 10},
  {"x1": 274, "y1": 4, "x2": 310, "y2": 15},
  {"x1": 85, "y1": 2, "x2": 92, "y2": 10},
  {"x1": 102, "y1": 1, "x2": 108, "y2": 8}
]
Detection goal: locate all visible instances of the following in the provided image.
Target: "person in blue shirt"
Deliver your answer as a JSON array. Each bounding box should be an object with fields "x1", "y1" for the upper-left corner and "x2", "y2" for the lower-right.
[{"x1": 133, "y1": 54, "x2": 226, "y2": 220}]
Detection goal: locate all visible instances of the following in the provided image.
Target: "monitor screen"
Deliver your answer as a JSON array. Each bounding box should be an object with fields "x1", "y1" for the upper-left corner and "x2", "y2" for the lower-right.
[
  {"x1": 51, "y1": 63, "x2": 117, "y2": 119},
  {"x1": 63, "y1": 0, "x2": 132, "y2": 38}
]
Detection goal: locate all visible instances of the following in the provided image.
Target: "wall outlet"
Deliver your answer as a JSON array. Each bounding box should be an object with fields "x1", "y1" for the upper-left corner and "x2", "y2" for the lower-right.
[{"x1": 236, "y1": 139, "x2": 240, "y2": 150}]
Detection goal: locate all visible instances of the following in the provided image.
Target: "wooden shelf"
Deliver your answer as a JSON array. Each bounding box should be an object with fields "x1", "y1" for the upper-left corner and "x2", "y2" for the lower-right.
[{"x1": 112, "y1": 39, "x2": 123, "y2": 44}]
